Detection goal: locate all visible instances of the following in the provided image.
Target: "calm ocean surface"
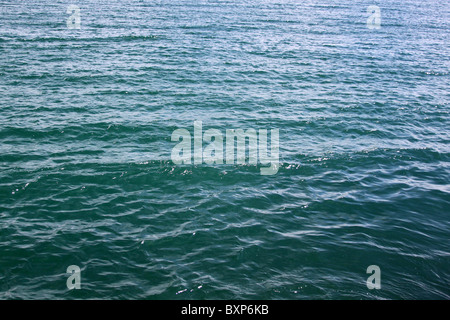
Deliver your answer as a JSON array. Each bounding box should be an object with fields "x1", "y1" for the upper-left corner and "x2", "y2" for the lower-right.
[{"x1": 0, "y1": 0, "x2": 449, "y2": 299}]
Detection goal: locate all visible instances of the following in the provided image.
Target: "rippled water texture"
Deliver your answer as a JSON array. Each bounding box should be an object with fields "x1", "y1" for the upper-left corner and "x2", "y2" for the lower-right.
[{"x1": 0, "y1": 0, "x2": 449, "y2": 299}]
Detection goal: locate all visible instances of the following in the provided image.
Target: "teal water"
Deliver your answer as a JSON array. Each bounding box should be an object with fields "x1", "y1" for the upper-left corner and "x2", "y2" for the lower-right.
[{"x1": 0, "y1": 0, "x2": 449, "y2": 299}]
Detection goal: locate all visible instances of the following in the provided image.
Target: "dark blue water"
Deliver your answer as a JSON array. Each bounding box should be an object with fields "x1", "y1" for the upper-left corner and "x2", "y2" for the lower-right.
[{"x1": 0, "y1": 0, "x2": 449, "y2": 299}]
